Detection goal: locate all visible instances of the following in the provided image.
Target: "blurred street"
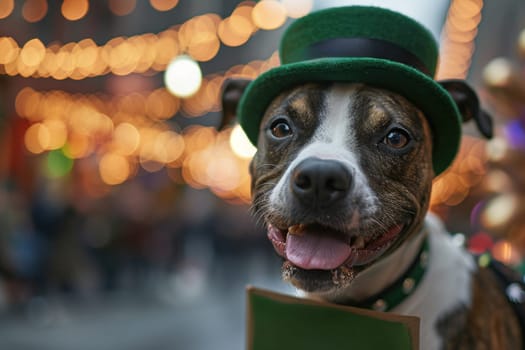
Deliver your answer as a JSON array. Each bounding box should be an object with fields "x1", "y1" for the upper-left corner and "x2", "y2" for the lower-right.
[{"x1": 0, "y1": 253, "x2": 294, "y2": 350}]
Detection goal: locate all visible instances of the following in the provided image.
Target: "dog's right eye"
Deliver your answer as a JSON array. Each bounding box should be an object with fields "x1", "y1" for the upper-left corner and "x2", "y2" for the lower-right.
[{"x1": 269, "y1": 119, "x2": 293, "y2": 139}]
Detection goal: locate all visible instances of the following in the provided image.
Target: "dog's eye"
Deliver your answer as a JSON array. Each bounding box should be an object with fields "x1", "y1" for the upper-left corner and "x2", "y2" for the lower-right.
[
  {"x1": 383, "y1": 129, "x2": 410, "y2": 149},
  {"x1": 270, "y1": 119, "x2": 293, "y2": 139}
]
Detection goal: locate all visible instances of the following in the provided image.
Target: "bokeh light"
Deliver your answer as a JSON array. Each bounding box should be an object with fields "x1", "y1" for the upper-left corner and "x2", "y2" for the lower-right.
[
  {"x1": 0, "y1": 0, "x2": 14, "y2": 19},
  {"x1": 229, "y1": 125, "x2": 257, "y2": 159},
  {"x1": 43, "y1": 119, "x2": 68, "y2": 150},
  {"x1": 218, "y1": 16, "x2": 252, "y2": 47},
  {"x1": 45, "y1": 149, "x2": 74, "y2": 178},
  {"x1": 63, "y1": 133, "x2": 92, "y2": 159},
  {"x1": 99, "y1": 153, "x2": 130, "y2": 185},
  {"x1": 437, "y1": 0, "x2": 483, "y2": 79},
  {"x1": 0, "y1": 2, "x2": 285, "y2": 80},
  {"x1": 22, "y1": 0, "x2": 48, "y2": 23},
  {"x1": 492, "y1": 240, "x2": 522, "y2": 265},
  {"x1": 281, "y1": 0, "x2": 313, "y2": 18},
  {"x1": 483, "y1": 58, "x2": 513, "y2": 87},
  {"x1": 113, "y1": 122, "x2": 141, "y2": 156},
  {"x1": 24, "y1": 123, "x2": 46, "y2": 154},
  {"x1": 252, "y1": 0, "x2": 287, "y2": 30},
  {"x1": 481, "y1": 194, "x2": 518, "y2": 230},
  {"x1": 164, "y1": 55, "x2": 202, "y2": 98},
  {"x1": 468, "y1": 232, "x2": 494, "y2": 254},
  {"x1": 430, "y1": 136, "x2": 488, "y2": 209},
  {"x1": 0, "y1": 37, "x2": 19, "y2": 65},
  {"x1": 486, "y1": 137, "x2": 509, "y2": 162},
  {"x1": 61, "y1": 0, "x2": 89, "y2": 21},
  {"x1": 149, "y1": 0, "x2": 178, "y2": 12},
  {"x1": 20, "y1": 39, "x2": 46, "y2": 71},
  {"x1": 108, "y1": 0, "x2": 136, "y2": 16}
]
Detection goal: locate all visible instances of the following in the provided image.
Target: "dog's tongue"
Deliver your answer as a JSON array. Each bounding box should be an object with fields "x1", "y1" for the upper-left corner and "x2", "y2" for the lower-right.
[{"x1": 286, "y1": 230, "x2": 352, "y2": 270}]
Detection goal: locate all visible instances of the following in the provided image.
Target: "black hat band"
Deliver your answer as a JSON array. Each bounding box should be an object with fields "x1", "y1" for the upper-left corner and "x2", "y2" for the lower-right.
[{"x1": 305, "y1": 38, "x2": 432, "y2": 77}]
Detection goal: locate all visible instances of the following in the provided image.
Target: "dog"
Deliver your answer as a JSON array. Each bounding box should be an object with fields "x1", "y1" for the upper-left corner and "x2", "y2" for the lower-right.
[{"x1": 221, "y1": 6, "x2": 524, "y2": 350}]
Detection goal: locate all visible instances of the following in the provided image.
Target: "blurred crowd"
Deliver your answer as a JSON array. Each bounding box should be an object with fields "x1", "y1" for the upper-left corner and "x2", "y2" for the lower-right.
[{"x1": 0, "y1": 170, "x2": 273, "y2": 313}]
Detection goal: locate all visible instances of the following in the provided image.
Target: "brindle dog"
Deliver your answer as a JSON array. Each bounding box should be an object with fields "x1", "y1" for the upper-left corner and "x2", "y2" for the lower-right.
[{"x1": 223, "y1": 81, "x2": 523, "y2": 349}]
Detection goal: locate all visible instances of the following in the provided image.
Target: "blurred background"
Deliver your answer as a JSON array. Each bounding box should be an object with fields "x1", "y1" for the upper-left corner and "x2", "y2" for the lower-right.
[{"x1": 0, "y1": 0, "x2": 524, "y2": 349}]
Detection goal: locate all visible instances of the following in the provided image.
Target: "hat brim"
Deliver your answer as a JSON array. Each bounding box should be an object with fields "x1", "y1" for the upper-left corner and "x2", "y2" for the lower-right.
[{"x1": 237, "y1": 57, "x2": 461, "y2": 175}]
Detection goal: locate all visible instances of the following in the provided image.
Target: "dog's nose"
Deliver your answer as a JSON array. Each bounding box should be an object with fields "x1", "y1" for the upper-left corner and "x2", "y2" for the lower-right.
[{"x1": 291, "y1": 158, "x2": 352, "y2": 207}]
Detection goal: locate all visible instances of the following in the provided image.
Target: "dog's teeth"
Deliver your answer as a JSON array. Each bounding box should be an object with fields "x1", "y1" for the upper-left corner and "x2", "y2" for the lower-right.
[
  {"x1": 354, "y1": 236, "x2": 365, "y2": 249},
  {"x1": 288, "y1": 224, "x2": 305, "y2": 235}
]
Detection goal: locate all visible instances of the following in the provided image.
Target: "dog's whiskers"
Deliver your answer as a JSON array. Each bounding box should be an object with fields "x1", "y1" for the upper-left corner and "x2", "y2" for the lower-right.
[
  {"x1": 251, "y1": 195, "x2": 278, "y2": 228},
  {"x1": 254, "y1": 163, "x2": 278, "y2": 170}
]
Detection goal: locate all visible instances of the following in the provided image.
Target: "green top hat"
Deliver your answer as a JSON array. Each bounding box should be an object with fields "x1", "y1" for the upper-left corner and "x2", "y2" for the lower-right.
[{"x1": 236, "y1": 6, "x2": 463, "y2": 175}]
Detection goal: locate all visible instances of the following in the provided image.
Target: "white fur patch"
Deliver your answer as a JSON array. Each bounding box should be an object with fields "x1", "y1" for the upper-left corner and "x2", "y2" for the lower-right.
[{"x1": 393, "y1": 213, "x2": 475, "y2": 350}]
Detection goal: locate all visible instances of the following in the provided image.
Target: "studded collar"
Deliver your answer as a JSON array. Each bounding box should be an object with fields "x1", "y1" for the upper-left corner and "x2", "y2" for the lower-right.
[{"x1": 350, "y1": 236, "x2": 430, "y2": 312}]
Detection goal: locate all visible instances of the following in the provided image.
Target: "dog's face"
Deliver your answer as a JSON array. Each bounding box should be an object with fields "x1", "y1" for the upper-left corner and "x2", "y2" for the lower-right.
[{"x1": 250, "y1": 83, "x2": 434, "y2": 299}]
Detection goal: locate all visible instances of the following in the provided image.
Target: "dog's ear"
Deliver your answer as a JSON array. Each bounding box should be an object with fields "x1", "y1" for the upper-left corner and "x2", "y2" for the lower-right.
[
  {"x1": 220, "y1": 78, "x2": 252, "y2": 130},
  {"x1": 439, "y1": 79, "x2": 493, "y2": 139}
]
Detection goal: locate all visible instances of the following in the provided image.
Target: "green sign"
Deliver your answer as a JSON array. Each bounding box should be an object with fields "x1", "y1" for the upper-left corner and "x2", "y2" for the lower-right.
[{"x1": 247, "y1": 287, "x2": 419, "y2": 350}]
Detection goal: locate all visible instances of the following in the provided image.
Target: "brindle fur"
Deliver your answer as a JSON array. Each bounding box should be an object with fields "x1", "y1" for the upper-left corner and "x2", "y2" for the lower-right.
[{"x1": 437, "y1": 267, "x2": 522, "y2": 349}]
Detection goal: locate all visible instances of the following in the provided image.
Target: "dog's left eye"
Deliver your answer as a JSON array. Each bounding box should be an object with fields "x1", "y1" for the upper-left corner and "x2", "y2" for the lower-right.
[
  {"x1": 383, "y1": 129, "x2": 410, "y2": 149},
  {"x1": 270, "y1": 119, "x2": 293, "y2": 139}
]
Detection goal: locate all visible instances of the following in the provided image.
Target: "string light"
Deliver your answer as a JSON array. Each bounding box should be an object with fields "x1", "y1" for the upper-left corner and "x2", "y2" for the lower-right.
[
  {"x1": 15, "y1": 51, "x2": 276, "y2": 192},
  {"x1": 0, "y1": 0, "x2": 180, "y2": 21},
  {"x1": 429, "y1": 0, "x2": 487, "y2": 210},
  {"x1": 0, "y1": 0, "x2": 482, "y2": 81},
  {"x1": 436, "y1": 0, "x2": 484, "y2": 79},
  {"x1": 14, "y1": 85, "x2": 252, "y2": 199},
  {"x1": 74, "y1": 53, "x2": 274, "y2": 118},
  {"x1": 0, "y1": 1, "x2": 298, "y2": 80}
]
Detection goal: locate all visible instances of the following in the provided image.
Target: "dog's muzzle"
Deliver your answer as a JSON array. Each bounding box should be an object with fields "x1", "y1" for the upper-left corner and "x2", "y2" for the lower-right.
[
  {"x1": 265, "y1": 157, "x2": 405, "y2": 272},
  {"x1": 291, "y1": 158, "x2": 353, "y2": 210}
]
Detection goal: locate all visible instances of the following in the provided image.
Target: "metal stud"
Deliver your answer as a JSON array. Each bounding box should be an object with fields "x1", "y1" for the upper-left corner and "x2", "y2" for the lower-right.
[
  {"x1": 402, "y1": 278, "x2": 415, "y2": 294},
  {"x1": 419, "y1": 251, "x2": 429, "y2": 268},
  {"x1": 372, "y1": 299, "x2": 387, "y2": 312}
]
